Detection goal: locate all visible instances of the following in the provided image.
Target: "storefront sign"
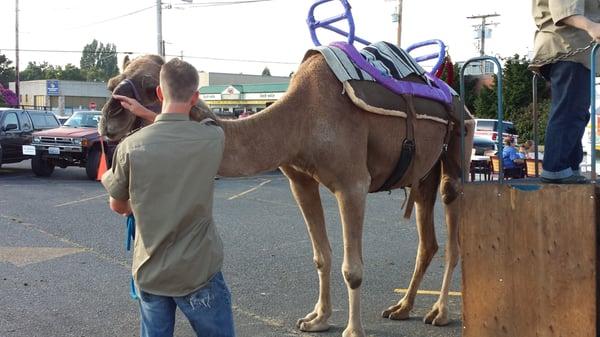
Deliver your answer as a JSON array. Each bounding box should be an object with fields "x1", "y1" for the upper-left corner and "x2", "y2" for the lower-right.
[{"x1": 46, "y1": 80, "x2": 59, "y2": 96}]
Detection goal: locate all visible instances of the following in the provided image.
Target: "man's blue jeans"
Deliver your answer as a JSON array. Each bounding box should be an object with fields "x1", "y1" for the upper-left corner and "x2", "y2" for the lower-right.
[
  {"x1": 541, "y1": 61, "x2": 590, "y2": 179},
  {"x1": 138, "y1": 272, "x2": 235, "y2": 337}
]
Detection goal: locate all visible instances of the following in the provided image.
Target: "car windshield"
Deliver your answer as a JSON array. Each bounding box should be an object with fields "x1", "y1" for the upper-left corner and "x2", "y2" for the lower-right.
[
  {"x1": 30, "y1": 112, "x2": 60, "y2": 129},
  {"x1": 64, "y1": 112, "x2": 102, "y2": 128}
]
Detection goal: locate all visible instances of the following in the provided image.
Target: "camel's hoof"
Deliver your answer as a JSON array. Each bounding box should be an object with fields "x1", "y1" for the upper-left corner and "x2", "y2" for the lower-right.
[
  {"x1": 423, "y1": 304, "x2": 450, "y2": 326},
  {"x1": 342, "y1": 327, "x2": 366, "y2": 337},
  {"x1": 382, "y1": 302, "x2": 411, "y2": 320},
  {"x1": 296, "y1": 312, "x2": 330, "y2": 332}
]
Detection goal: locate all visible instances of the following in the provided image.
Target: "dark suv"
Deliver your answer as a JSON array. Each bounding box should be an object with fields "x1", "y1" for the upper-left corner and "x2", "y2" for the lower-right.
[
  {"x1": 28, "y1": 110, "x2": 117, "y2": 179},
  {"x1": 0, "y1": 108, "x2": 60, "y2": 168}
]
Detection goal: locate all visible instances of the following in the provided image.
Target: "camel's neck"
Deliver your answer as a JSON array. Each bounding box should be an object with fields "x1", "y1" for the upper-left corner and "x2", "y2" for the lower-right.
[{"x1": 217, "y1": 95, "x2": 302, "y2": 177}]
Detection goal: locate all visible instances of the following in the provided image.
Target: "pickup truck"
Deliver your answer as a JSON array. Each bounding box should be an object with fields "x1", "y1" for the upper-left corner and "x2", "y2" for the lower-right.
[
  {"x1": 26, "y1": 110, "x2": 117, "y2": 180},
  {"x1": 0, "y1": 108, "x2": 60, "y2": 168}
]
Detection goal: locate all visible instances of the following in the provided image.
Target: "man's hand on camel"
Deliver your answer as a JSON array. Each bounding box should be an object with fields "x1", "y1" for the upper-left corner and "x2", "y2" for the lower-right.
[{"x1": 113, "y1": 94, "x2": 157, "y2": 122}]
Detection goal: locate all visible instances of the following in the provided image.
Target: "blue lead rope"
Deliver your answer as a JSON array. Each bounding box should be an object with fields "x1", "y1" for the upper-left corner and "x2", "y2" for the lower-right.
[{"x1": 125, "y1": 214, "x2": 138, "y2": 300}]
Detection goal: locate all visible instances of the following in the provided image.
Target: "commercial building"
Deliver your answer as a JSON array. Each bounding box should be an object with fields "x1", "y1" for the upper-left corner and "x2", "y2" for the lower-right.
[
  {"x1": 9, "y1": 80, "x2": 110, "y2": 115},
  {"x1": 200, "y1": 83, "x2": 289, "y2": 117},
  {"x1": 199, "y1": 71, "x2": 291, "y2": 87},
  {"x1": 198, "y1": 71, "x2": 291, "y2": 117},
  {"x1": 9, "y1": 71, "x2": 292, "y2": 117}
]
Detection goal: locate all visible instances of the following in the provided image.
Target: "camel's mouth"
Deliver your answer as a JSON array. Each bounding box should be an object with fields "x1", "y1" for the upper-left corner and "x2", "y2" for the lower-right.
[{"x1": 99, "y1": 96, "x2": 138, "y2": 141}]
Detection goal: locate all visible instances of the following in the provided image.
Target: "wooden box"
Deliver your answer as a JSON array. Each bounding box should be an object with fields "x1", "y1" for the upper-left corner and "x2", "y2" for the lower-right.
[{"x1": 459, "y1": 183, "x2": 598, "y2": 337}]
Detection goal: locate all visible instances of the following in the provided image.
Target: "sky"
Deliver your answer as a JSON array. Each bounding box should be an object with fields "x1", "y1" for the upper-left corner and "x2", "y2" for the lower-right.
[{"x1": 0, "y1": 0, "x2": 535, "y2": 77}]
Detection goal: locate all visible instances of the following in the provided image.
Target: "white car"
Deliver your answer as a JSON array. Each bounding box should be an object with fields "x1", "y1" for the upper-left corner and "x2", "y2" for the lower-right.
[{"x1": 473, "y1": 118, "x2": 519, "y2": 144}]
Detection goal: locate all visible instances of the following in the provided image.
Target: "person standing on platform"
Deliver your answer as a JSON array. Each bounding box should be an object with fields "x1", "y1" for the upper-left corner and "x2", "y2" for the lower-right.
[{"x1": 530, "y1": 0, "x2": 600, "y2": 183}]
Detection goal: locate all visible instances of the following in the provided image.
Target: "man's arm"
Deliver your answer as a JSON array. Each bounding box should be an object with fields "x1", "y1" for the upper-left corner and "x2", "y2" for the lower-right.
[
  {"x1": 109, "y1": 197, "x2": 131, "y2": 216},
  {"x1": 561, "y1": 15, "x2": 600, "y2": 42},
  {"x1": 113, "y1": 94, "x2": 157, "y2": 123}
]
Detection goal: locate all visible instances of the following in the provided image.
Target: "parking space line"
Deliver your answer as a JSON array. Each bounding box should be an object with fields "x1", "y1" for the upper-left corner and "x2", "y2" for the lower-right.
[
  {"x1": 54, "y1": 193, "x2": 108, "y2": 207},
  {"x1": 232, "y1": 305, "x2": 314, "y2": 337},
  {"x1": 0, "y1": 214, "x2": 129, "y2": 269},
  {"x1": 394, "y1": 288, "x2": 462, "y2": 297},
  {"x1": 228, "y1": 180, "x2": 272, "y2": 200}
]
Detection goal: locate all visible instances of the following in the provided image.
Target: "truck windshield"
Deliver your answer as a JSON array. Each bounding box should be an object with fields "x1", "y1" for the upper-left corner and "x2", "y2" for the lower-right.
[{"x1": 64, "y1": 112, "x2": 102, "y2": 128}]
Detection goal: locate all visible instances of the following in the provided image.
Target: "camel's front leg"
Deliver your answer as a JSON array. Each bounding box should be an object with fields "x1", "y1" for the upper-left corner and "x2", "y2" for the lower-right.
[
  {"x1": 423, "y1": 190, "x2": 460, "y2": 326},
  {"x1": 335, "y1": 181, "x2": 369, "y2": 337},
  {"x1": 382, "y1": 172, "x2": 439, "y2": 321},
  {"x1": 283, "y1": 168, "x2": 332, "y2": 332}
]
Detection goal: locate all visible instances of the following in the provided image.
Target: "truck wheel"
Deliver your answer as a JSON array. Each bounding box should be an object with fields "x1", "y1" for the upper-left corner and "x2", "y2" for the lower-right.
[
  {"x1": 31, "y1": 154, "x2": 54, "y2": 177},
  {"x1": 86, "y1": 148, "x2": 101, "y2": 180}
]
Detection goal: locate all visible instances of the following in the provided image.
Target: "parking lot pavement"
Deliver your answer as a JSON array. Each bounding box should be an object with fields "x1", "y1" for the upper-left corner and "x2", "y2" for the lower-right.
[{"x1": 1, "y1": 161, "x2": 462, "y2": 337}]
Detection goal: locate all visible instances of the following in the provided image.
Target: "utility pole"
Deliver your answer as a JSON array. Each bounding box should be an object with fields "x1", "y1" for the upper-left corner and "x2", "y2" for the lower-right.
[
  {"x1": 467, "y1": 13, "x2": 500, "y2": 56},
  {"x1": 15, "y1": 0, "x2": 20, "y2": 106},
  {"x1": 389, "y1": 0, "x2": 403, "y2": 47},
  {"x1": 396, "y1": 0, "x2": 402, "y2": 47},
  {"x1": 156, "y1": 0, "x2": 163, "y2": 57}
]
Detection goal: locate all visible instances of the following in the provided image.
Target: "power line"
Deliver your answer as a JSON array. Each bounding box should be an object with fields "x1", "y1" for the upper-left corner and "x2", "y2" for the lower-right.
[
  {"x1": 68, "y1": 5, "x2": 156, "y2": 29},
  {"x1": 0, "y1": 48, "x2": 299, "y2": 65},
  {"x1": 175, "y1": 0, "x2": 279, "y2": 7}
]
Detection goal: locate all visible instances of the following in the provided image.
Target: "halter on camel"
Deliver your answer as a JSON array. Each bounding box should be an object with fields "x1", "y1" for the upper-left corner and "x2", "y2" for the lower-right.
[{"x1": 306, "y1": 0, "x2": 461, "y2": 212}]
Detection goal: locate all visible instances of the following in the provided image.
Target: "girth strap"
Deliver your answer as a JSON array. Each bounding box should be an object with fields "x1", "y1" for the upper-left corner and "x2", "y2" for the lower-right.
[{"x1": 376, "y1": 94, "x2": 417, "y2": 192}]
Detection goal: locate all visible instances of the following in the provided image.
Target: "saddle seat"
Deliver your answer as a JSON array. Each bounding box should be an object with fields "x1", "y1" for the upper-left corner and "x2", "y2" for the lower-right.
[{"x1": 303, "y1": 41, "x2": 471, "y2": 125}]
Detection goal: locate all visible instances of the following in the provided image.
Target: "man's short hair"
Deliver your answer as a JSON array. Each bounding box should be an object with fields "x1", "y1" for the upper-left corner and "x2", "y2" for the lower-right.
[{"x1": 159, "y1": 58, "x2": 199, "y2": 103}]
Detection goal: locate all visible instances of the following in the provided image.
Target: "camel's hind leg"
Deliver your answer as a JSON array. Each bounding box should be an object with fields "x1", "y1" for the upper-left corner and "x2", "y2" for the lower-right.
[
  {"x1": 382, "y1": 164, "x2": 440, "y2": 321},
  {"x1": 423, "y1": 183, "x2": 459, "y2": 326},
  {"x1": 281, "y1": 167, "x2": 332, "y2": 332},
  {"x1": 423, "y1": 119, "x2": 474, "y2": 326}
]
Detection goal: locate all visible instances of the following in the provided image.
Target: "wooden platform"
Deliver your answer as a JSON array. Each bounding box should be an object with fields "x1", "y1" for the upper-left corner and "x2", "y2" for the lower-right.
[{"x1": 459, "y1": 183, "x2": 598, "y2": 337}]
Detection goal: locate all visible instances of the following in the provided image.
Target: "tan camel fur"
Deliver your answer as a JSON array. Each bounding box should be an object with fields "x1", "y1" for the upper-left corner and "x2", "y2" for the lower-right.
[{"x1": 99, "y1": 54, "x2": 475, "y2": 337}]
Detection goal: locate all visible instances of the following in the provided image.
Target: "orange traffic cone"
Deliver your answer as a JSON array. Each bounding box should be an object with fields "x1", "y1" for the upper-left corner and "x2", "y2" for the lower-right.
[{"x1": 96, "y1": 142, "x2": 109, "y2": 181}]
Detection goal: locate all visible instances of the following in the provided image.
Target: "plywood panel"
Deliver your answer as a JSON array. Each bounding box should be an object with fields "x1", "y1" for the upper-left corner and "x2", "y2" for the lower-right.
[{"x1": 460, "y1": 184, "x2": 597, "y2": 337}]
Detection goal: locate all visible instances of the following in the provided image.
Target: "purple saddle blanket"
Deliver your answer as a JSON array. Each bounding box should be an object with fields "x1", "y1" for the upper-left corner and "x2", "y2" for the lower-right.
[{"x1": 302, "y1": 41, "x2": 469, "y2": 124}]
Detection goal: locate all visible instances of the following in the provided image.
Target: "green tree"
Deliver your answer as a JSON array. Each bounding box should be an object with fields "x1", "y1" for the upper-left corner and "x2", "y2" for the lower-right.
[
  {"x1": 0, "y1": 54, "x2": 16, "y2": 87},
  {"x1": 448, "y1": 63, "x2": 479, "y2": 114},
  {"x1": 473, "y1": 83, "x2": 499, "y2": 119},
  {"x1": 57, "y1": 64, "x2": 86, "y2": 81},
  {"x1": 459, "y1": 55, "x2": 551, "y2": 144},
  {"x1": 19, "y1": 61, "x2": 59, "y2": 81},
  {"x1": 513, "y1": 99, "x2": 551, "y2": 145},
  {"x1": 261, "y1": 66, "x2": 271, "y2": 76},
  {"x1": 80, "y1": 39, "x2": 119, "y2": 81}
]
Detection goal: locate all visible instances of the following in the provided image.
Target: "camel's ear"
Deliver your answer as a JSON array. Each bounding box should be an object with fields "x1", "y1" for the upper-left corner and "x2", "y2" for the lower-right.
[{"x1": 122, "y1": 55, "x2": 131, "y2": 71}]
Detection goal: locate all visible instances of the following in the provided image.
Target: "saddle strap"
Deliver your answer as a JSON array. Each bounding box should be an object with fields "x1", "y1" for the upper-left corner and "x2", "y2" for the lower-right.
[{"x1": 376, "y1": 94, "x2": 417, "y2": 192}]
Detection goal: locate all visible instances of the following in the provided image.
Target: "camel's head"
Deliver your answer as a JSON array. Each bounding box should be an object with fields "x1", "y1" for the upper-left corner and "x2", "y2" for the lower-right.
[{"x1": 99, "y1": 54, "x2": 213, "y2": 141}]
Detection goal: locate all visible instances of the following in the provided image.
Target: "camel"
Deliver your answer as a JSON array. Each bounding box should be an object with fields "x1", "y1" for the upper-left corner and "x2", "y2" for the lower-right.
[{"x1": 99, "y1": 53, "x2": 474, "y2": 337}]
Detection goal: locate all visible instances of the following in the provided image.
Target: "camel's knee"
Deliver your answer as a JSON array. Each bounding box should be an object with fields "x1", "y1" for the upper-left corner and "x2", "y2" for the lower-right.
[
  {"x1": 313, "y1": 252, "x2": 331, "y2": 273},
  {"x1": 440, "y1": 177, "x2": 459, "y2": 205},
  {"x1": 342, "y1": 263, "x2": 363, "y2": 289}
]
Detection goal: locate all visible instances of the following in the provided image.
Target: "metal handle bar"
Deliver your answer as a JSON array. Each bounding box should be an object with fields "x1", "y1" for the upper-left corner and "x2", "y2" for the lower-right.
[
  {"x1": 590, "y1": 44, "x2": 599, "y2": 181},
  {"x1": 307, "y1": 0, "x2": 371, "y2": 46},
  {"x1": 459, "y1": 56, "x2": 504, "y2": 183},
  {"x1": 406, "y1": 39, "x2": 446, "y2": 75},
  {"x1": 532, "y1": 74, "x2": 541, "y2": 177}
]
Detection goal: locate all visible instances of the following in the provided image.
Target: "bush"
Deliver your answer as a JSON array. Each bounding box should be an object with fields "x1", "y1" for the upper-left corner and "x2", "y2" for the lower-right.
[
  {"x1": 0, "y1": 84, "x2": 18, "y2": 107},
  {"x1": 512, "y1": 99, "x2": 550, "y2": 145}
]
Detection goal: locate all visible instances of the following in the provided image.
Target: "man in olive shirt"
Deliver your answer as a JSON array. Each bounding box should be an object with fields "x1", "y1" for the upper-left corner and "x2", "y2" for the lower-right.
[
  {"x1": 531, "y1": 0, "x2": 600, "y2": 183},
  {"x1": 102, "y1": 58, "x2": 234, "y2": 337}
]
